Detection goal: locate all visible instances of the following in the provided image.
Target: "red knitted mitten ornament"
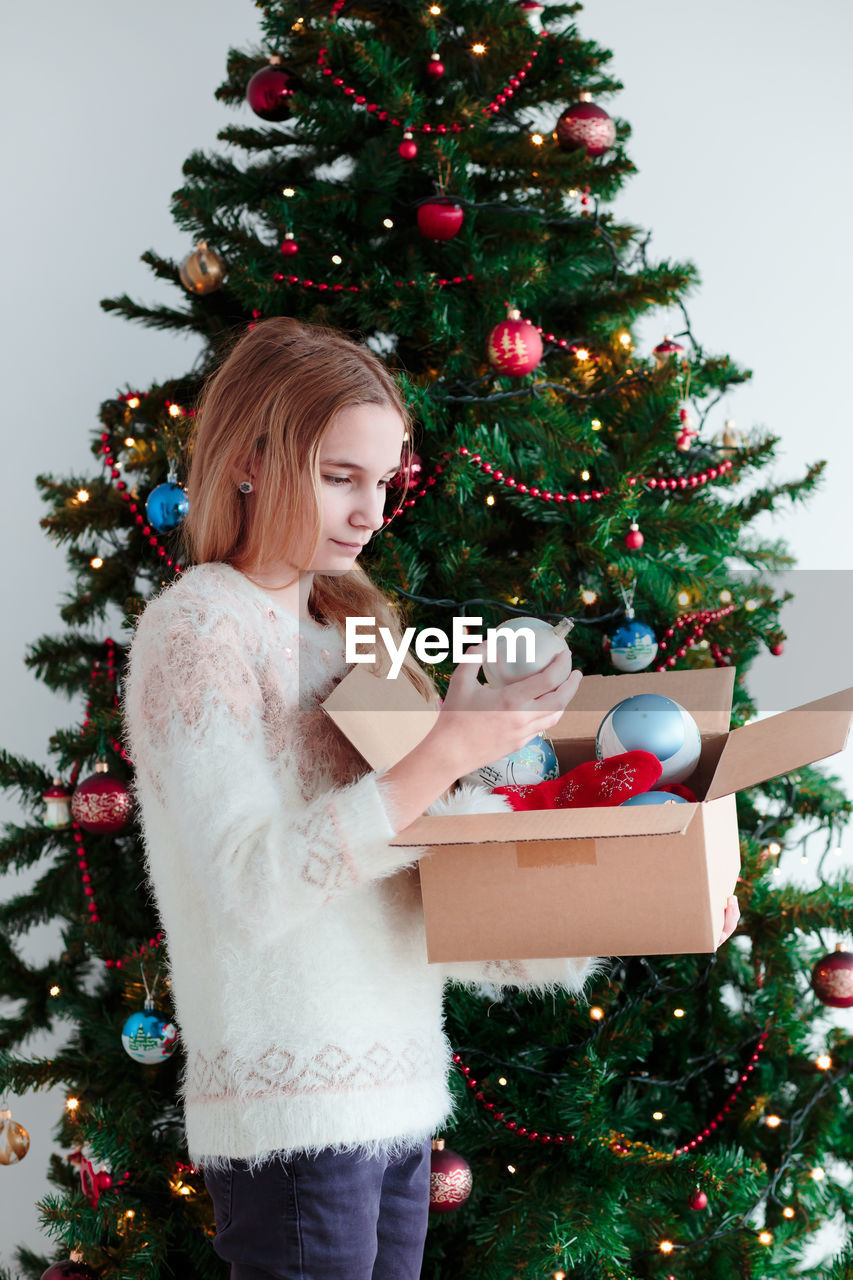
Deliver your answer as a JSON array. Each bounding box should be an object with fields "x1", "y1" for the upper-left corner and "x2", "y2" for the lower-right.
[{"x1": 494, "y1": 750, "x2": 662, "y2": 810}]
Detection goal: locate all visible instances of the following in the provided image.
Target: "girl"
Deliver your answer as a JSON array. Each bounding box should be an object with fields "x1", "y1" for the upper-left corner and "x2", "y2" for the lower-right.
[{"x1": 123, "y1": 316, "x2": 738, "y2": 1280}]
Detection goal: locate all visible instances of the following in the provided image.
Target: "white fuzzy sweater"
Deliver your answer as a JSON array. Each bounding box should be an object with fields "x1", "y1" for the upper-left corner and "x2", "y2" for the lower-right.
[{"x1": 122, "y1": 561, "x2": 599, "y2": 1171}]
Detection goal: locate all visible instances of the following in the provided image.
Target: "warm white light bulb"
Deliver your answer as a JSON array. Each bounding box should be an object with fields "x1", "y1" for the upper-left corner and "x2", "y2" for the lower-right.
[
  {"x1": 758, "y1": 1230, "x2": 773, "y2": 1245},
  {"x1": 472, "y1": 42, "x2": 486, "y2": 54},
  {"x1": 783, "y1": 1207, "x2": 795, "y2": 1219},
  {"x1": 90, "y1": 557, "x2": 103, "y2": 570},
  {"x1": 677, "y1": 591, "x2": 690, "y2": 606},
  {"x1": 590, "y1": 418, "x2": 602, "y2": 430},
  {"x1": 673, "y1": 1008, "x2": 685, "y2": 1019},
  {"x1": 745, "y1": 598, "x2": 759, "y2": 611},
  {"x1": 76, "y1": 490, "x2": 90, "y2": 503},
  {"x1": 719, "y1": 589, "x2": 732, "y2": 602},
  {"x1": 811, "y1": 1167, "x2": 825, "y2": 1181},
  {"x1": 282, "y1": 187, "x2": 295, "y2": 198},
  {"x1": 659, "y1": 1240, "x2": 674, "y2": 1255},
  {"x1": 331, "y1": 254, "x2": 342, "y2": 264},
  {"x1": 124, "y1": 437, "x2": 136, "y2": 448},
  {"x1": 581, "y1": 589, "x2": 598, "y2": 605},
  {"x1": 383, "y1": 218, "x2": 394, "y2": 229},
  {"x1": 498, "y1": 1077, "x2": 507, "y2": 1086},
  {"x1": 652, "y1": 1111, "x2": 663, "y2": 1121},
  {"x1": 765, "y1": 1114, "x2": 782, "y2": 1128},
  {"x1": 531, "y1": 133, "x2": 544, "y2": 145},
  {"x1": 575, "y1": 347, "x2": 590, "y2": 361},
  {"x1": 507, "y1": 1163, "x2": 516, "y2": 1174},
  {"x1": 49, "y1": 985, "x2": 60, "y2": 997},
  {"x1": 816, "y1": 1054, "x2": 832, "y2": 1070},
  {"x1": 486, "y1": 495, "x2": 495, "y2": 506},
  {"x1": 590, "y1": 1006, "x2": 604, "y2": 1020}
]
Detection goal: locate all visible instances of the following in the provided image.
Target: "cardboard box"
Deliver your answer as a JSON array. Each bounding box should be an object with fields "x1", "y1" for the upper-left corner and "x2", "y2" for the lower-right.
[{"x1": 323, "y1": 665, "x2": 853, "y2": 959}]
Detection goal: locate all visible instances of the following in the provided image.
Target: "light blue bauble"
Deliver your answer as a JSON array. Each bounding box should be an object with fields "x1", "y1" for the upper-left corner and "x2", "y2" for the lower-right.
[
  {"x1": 596, "y1": 693, "x2": 701, "y2": 785},
  {"x1": 621, "y1": 790, "x2": 689, "y2": 806},
  {"x1": 121, "y1": 1003, "x2": 178, "y2": 1064},
  {"x1": 462, "y1": 733, "x2": 559, "y2": 791},
  {"x1": 145, "y1": 481, "x2": 190, "y2": 533},
  {"x1": 609, "y1": 619, "x2": 658, "y2": 673}
]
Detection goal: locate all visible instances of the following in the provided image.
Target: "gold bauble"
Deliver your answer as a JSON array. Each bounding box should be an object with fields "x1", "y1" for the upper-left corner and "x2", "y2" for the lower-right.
[
  {"x1": 0, "y1": 1107, "x2": 30, "y2": 1164},
  {"x1": 179, "y1": 241, "x2": 227, "y2": 295}
]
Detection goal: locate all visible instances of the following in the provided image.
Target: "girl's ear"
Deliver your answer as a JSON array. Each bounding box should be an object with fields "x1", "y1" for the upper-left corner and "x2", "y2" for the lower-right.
[{"x1": 230, "y1": 457, "x2": 256, "y2": 488}]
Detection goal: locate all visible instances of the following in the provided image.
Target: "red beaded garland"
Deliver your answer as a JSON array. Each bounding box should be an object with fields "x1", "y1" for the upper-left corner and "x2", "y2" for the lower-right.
[
  {"x1": 318, "y1": 7, "x2": 543, "y2": 130},
  {"x1": 452, "y1": 1031, "x2": 769, "y2": 1157}
]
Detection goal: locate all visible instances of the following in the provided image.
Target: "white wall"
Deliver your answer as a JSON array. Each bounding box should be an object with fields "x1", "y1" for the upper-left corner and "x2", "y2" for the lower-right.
[{"x1": 2, "y1": 0, "x2": 851, "y2": 1265}]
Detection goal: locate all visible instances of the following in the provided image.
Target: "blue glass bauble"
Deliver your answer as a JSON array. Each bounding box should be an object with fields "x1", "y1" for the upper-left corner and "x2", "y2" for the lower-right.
[
  {"x1": 596, "y1": 693, "x2": 701, "y2": 785},
  {"x1": 145, "y1": 481, "x2": 189, "y2": 533},
  {"x1": 121, "y1": 1003, "x2": 178, "y2": 1064},
  {"x1": 621, "y1": 790, "x2": 689, "y2": 806},
  {"x1": 609, "y1": 618, "x2": 658, "y2": 673},
  {"x1": 462, "y1": 733, "x2": 559, "y2": 791}
]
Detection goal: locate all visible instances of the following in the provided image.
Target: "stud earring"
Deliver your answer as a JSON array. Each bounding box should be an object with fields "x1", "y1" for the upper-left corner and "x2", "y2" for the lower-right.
[{"x1": 238, "y1": 480, "x2": 253, "y2": 494}]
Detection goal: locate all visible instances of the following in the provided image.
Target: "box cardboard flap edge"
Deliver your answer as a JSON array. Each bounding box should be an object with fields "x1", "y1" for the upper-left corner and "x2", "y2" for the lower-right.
[
  {"x1": 704, "y1": 686, "x2": 853, "y2": 802},
  {"x1": 388, "y1": 802, "x2": 697, "y2": 848},
  {"x1": 322, "y1": 662, "x2": 438, "y2": 772}
]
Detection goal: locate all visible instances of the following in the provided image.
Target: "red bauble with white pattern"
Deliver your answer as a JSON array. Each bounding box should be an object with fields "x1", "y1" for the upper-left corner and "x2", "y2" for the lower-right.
[
  {"x1": 71, "y1": 761, "x2": 131, "y2": 834},
  {"x1": 811, "y1": 945, "x2": 853, "y2": 1008},
  {"x1": 554, "y1": 99, "x2": 615, "y2": 157},
  {"x1": 429, "y1": 1139, "x2": 472, "y2": 1213},
  {"x1": 417, "y1": 199, "x2": 464, "y2": 240},
  {"x1": 487, "y1": 310, "x2": 543, "y2": 377}
]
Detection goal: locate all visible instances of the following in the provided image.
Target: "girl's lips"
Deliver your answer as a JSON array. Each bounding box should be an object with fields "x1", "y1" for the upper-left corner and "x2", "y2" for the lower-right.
[{"x1": 332, "y1": 540, "x2": 363, "y2": 551}]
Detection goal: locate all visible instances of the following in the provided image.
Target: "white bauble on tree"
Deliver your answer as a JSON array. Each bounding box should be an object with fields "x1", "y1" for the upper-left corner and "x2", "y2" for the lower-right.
[{"x1": 482, "y1": 616, "x2": 573, "y2": 687}]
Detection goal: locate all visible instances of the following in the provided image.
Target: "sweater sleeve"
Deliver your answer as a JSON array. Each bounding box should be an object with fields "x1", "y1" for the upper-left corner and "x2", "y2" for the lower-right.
[
  {"x1": 122, "y1": 596, "x2": 425, "y2": 942},
  {"x1": 423, "y1": 784, "x2": 604, "y2": 996}
]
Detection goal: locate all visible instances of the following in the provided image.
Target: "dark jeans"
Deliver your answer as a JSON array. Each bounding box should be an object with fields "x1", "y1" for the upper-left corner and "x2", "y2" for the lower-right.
[{"x1": 202, "y1": 1137, "x2": 431, "y2": 1280}]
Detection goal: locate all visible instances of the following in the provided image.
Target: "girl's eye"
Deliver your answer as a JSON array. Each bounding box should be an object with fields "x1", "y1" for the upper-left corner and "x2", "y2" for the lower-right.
[{"x1": 322, "y1": 476, "x2": 391, "y2": 488}]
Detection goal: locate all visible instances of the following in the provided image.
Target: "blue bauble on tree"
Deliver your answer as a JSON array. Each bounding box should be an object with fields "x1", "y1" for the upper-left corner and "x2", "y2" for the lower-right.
[
  {"x1": 609, "y1": 616, "x2": 658, "y2": 673},
  {"x1": 121, "y1": 1001, "x2": 178, "y2": 1064},
  {"x1": 596, "y1": 693, "x2": 700, "y2": 786},
  {"x1": 145, "y1": 481, "x2": 189, "y2": 533}
]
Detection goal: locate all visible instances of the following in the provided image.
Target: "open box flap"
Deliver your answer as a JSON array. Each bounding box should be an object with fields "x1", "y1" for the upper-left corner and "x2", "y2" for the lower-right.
[
  {"x1": 551, "y1": 666, "x2": 736, "y2": 739},
  {"x1": 390, "y1": 802, "x2": 697, "y2": 848},
  {"x1": 705, "y1": 686, "x2": 853, "y2": 802},
  {"x1": 322, "y1": 663, "x2": 439, "y2": 771}
]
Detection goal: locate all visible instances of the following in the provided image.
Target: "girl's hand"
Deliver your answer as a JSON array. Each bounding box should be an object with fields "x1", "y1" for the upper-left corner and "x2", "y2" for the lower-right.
[
  {"x1": 717, "y1": 895, "x2": 740, "y2": 947},
  {"x1": 433, "y1": 644, "x2": 582, "y2": 779}
]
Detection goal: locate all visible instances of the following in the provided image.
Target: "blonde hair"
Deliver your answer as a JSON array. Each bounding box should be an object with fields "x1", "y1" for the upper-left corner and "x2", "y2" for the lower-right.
[{"x1": 182, "y1": 316, "x2": 436, "y2": 702}]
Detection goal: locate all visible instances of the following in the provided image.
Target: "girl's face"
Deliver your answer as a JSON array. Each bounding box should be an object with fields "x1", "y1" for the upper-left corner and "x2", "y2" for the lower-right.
[{"x1": 302, "y1": 401, "x2": 406, "y2": 572}]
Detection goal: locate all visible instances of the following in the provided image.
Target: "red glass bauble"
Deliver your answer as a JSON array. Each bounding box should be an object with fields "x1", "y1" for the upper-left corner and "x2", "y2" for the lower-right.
[
  {"x1": 689, "y1": 1187, "x2": 709, "y2": 1210},
  {"x1": 71, "y1": 763, "x2": 131, "y2": 834},
  {"x1": 487, "y1": 311, "x2": 543, "y2": 377},
  {"x1": 427, "y1": 55, "x2": 445, "y2": 79},
  {"x1": 416, "y1": 199, "x2": 464, "y2": 241},
  {"x1": 625, "y1": 523, "x2": 644, "y2": 550},
  {"x1": 399, "y1": 132, "x2": 418, "y2": 160},
  {"x1": 554, "y1": 100, "x2": 615, "y2": 157},
  {"x1": 429, "y1": 1140, "x2": 472, "y2": 1213},
  {"x1": 770, "y1": 642, "x2": 785, "y2": 656},
  {"x1": 280, "y1": 236, "x2": 299, "y2": 256},
  {"x1": 40, "y1": 1265, "x2": 97, "y2": 1280},
  {"x1": 811, "y1": 946, "x2": 853, "y2": 1008},
  {"x1": 390, "y1": 452, "x2": 422, "y2": 490},
  {"x1": 246, "y1": 63, "x2": 297, "y2": 121}
]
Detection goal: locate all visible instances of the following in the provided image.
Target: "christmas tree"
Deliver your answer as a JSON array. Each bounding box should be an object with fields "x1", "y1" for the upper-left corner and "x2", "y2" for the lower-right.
[{"x1": 2, "y1": 1, "x2": 853, "y2": 1277}]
